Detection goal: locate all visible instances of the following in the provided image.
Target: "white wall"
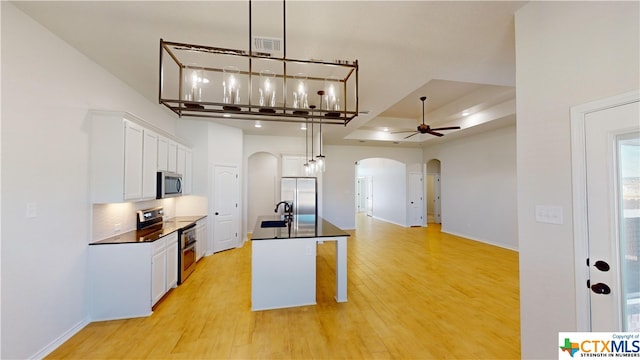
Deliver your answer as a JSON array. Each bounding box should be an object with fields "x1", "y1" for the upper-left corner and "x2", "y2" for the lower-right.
[
  {"x1": 356, "y1": 158, "x2": 407, "y2": 226},
  {"x1": 423, "y1": 124, "x2": 518, "y2": 250},
  {"x1": 515, "y1": 2, "x2": 639, "y2": 359},
  {"x1": 323, "y1": 145, "x2": 423, "y2": 229},
  {"x1": 177, "y1": 119, "x2": 243, "y2": 254},
  {"x1": 0, "y1": 3, "x2": 181, "y2": 358}
]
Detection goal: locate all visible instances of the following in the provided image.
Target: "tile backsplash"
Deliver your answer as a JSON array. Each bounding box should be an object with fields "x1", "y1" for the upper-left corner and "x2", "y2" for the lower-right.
[
  {"x1": 91, "y1": 198, "x2": 176, "y2": 241},
  {"x1": 91, "y1": 196, "x2": 207, "y2": 242}
]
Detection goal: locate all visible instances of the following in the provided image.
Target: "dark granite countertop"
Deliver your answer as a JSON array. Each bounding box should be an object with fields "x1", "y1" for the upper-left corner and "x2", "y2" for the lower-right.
[
  {"x1": 90, "y1": 215, "x2": 206, "y2": 245},
  {"x1": 251, "y1": 215, "x2": 350, "y2": 240}
]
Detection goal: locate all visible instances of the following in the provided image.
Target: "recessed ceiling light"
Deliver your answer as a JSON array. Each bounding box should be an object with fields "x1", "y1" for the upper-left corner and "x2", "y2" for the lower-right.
[
  {"x1": 462, "y1": 111, "x2": 471, "y2": 117},
  {"x1": 254, "y1": 121, "x2": 262, "y2": 128},
  {"x1": 300, "y1": 124, "x2": 307, "y2": 130},
  {"x1": 223, "y1": 114, "x2": 231, "y2": 118}
]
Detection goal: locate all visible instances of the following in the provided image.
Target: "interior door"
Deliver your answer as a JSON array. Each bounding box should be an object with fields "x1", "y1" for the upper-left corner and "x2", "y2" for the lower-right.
[
  {"x1": 409, "y1": 172, "x2": 424, "y2": 226},
  {"x1": 356, "y1": 177, "x2": 365, "y2": 213},
  {"x1": 365, "y1": 176, "x2": 373, "y2": 217},
  {"x1": 433, "y1": 174, "x2": 441, "y2": 224},
  {"x1": 584, "y1": 98, "x2": 639, "y2": 331},
  {"x1": 213, "y1": 165, "x2": 239, "y2": 253}
]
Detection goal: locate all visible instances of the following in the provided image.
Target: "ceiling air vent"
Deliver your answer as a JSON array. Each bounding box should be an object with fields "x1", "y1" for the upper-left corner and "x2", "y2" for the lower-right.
[{"x1": 252, "y1": 36, "x2": 282, "y2": 57}]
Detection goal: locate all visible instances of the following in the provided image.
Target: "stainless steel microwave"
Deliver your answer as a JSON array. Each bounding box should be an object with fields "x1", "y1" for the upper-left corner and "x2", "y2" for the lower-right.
[{"x1": 157, "y1": 171, "x2": 183, "y2": 199}]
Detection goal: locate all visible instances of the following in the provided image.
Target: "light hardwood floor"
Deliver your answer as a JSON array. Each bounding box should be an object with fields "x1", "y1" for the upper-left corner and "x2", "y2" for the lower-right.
[{"x1": 48, "y1": 215, "x2": 520, "y2": 359}]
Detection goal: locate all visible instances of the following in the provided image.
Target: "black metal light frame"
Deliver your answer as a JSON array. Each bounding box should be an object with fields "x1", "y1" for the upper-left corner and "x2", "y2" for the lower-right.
[{"x1": 158, "y1": 1, "x2": 359, "y2": 126}]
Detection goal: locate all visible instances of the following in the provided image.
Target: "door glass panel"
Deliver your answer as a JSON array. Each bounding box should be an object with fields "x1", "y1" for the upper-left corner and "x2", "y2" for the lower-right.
[{"x1": 618, "y1": 132, "x2": 640, "y2": 331}]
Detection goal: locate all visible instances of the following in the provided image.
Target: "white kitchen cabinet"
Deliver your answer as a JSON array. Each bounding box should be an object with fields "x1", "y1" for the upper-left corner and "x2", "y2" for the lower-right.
[
  {"x1": 168, "y1": 140, "x2": 178, "y2": 172},
  {"x1": 152, "y1": 232, "x2": 178, "y2": 306},
  {"x1": 123, "y1": 120, "x2": 144, "y2": 200},
  {"x1": 282, "y1": 155, "x2": 306, "y2": 177},
  {"x1": 90, "y1": 112, "x2": 146, "y2": 203},
  {"x1": 142, "y1": 129, "x2": 159, "y2": 199},
  {"x1": 185, "y1": 149, "x2": 193, "y2": 194},
  {"x1": 90, "y1": 231, "x2": 179, "y2": 321},
  {"x1": 177, "y1": 145, "x2": 193, "y2": 195},
  {"x1": 196, "y1": 219, "x2": 207, "y2": 260},
  {"x1": 90, "y1": 110, "x2": 192, "y2": 203},
  {"x1": 166, "y1": 235, "x2": 179, "y2": 287},
  {"x1": 157, "y1": 136, "x2": 169, "y2": 171},
  {"x1": 151, "y1": 238, "x2": 167, "y2": 305}
]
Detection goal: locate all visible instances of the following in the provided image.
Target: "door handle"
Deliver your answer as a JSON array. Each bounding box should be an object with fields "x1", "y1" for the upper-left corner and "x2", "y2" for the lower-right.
[
  {"x1": 590, "y1": 282, "x2": 611, "y2": 295},
  {"x1": 594, "y1": 260, "x2": 610, "y2": 272}
]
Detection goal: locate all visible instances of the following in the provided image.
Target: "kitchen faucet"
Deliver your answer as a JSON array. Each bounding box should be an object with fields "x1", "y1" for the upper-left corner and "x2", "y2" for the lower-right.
[{"x1": 274, "y1": 201, "x2": 293, "y2": 222}]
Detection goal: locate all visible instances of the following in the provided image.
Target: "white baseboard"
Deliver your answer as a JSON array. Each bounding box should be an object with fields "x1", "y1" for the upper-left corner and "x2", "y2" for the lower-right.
[
  {"x1": 441, "y1": 228, "x2": 519, "y2": 252},
  {"x1": 31, "y1": 316, "x2": 90, "y2": 360},
  {"x1": 371, "y1": 215, "x2": 407, "y2": 228}
]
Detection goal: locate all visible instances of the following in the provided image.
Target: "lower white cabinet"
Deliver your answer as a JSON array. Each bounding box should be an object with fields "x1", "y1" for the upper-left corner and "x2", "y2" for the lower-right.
[
  {"x1": 151, "y1": 232, "x2": 178, "y2": 305},
  {"x1": 195, "y1": 219, "x2": 207, "y2": 260},
  {"x1": 89, "y1": 232, "x2": 179, "y2": 321}
]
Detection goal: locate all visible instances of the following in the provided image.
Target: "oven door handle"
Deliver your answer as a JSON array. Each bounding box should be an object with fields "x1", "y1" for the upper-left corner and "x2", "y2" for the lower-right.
[{"x1": 183, "y1": 243, "x2": 196, "y2": 252}]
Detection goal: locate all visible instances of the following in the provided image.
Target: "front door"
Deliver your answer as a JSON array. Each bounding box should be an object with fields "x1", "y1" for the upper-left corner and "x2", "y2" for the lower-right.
[
  {"x1": 212, "y1": 165, "x2": 239, "y2": 253},
  {"x1": 573, "y1": 91, "x2": 640, "y2": 331}
]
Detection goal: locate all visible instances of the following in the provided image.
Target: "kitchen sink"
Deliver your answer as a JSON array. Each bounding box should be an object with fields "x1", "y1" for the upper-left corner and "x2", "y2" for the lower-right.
[{"x1": 261, "y1": 220, "x2": 288, "y2": 228}]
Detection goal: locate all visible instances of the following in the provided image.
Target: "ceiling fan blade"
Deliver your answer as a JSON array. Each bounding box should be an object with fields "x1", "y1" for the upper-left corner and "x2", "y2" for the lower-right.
[
  {"x1": 404, "y1": 132, "x2": 419, "y2": 139},
  {"x1": 430, "y1": 126, "x2": 461, "y2": 131},
  {"x1": 427, "y1": 131, "x2": 444, "y2": 137},
  {"x1": 391, "y1": 130, "x2": 416, "y2": 134}
]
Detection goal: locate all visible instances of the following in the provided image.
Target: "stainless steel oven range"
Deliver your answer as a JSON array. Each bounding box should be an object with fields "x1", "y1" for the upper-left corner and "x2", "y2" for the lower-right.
[{"x1": 178, "y1": 223, "x2": 197, "y2": 284}]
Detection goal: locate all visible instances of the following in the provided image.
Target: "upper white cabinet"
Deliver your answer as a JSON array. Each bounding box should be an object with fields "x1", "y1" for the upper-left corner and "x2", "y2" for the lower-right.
[
  {"x1": 177, "y1": 145, "x2": 193, "y2": 195},
  {"x1": 142, "y1": 129, "x2": 159, "y2": 199},
  {"x1": 89, "y1": 110, "x2": 192, "y2": 203},
  {"x1": 157, "y1": 136, "x2": 169, "y2": 172},
  {"x1": 167, "y1": 140, "x2": 178, "y2": 173},
  {"x1": 123, "y1": 120, "x2": 144, "y2": 200}
]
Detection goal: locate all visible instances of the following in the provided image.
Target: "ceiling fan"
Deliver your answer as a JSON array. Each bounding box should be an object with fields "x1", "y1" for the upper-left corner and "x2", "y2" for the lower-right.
[{"x1": 393, "y1": 96, "x2": 461, "y2": 139}]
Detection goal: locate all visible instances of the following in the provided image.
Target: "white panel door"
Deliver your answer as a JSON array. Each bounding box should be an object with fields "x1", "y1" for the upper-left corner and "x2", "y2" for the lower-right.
[
  {"x1": 585, "y1": 98, "x2": 640, "y2": 331},
  {"x1": 366, "y1": 176, "x2": 373, "y2": 217},
  {"x1": 213, "y1": 165, "x2": 239, "y2": 252},
  {"x1": 409, "y1": 172, "x2": 424, "y2": 226},
  {"x1": 434, "y1": 174, "x2": 441, "y2": 224}
]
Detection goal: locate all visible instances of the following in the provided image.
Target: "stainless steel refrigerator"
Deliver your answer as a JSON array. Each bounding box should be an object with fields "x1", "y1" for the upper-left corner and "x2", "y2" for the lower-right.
[{"x1": 280, "y1": 177, "x2": 317, "y2": 217}]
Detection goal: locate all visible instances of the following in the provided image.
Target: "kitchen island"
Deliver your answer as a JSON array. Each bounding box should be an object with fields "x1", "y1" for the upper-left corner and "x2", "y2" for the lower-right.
[{"x1": 251, "y1": 215, "x2": 350, "y2": 311}]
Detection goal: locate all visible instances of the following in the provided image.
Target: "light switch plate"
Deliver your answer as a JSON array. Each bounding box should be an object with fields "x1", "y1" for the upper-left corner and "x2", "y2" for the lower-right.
[{"x1": 535, "y1": 205, "x2": 563, "y2": 225}]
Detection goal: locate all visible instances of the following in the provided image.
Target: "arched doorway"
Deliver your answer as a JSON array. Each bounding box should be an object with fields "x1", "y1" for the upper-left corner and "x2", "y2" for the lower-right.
[
  {"x1": 355, "y1": 157, "x2": 407, "y2": 226},
  {"x1": 247, "y1": 152, "x2": 278, "y2": 233},
  {"x1": 426, "y1": 159, "x2": 441, "y2": 224}
]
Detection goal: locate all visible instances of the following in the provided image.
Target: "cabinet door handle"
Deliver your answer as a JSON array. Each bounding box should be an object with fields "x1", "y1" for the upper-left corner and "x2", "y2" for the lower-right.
[{"x1": 215, "y1": 212, "x2": 219, "y2": 215}]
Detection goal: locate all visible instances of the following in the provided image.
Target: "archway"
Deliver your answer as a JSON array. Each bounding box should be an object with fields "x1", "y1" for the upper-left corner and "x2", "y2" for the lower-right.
[
  {"x1": 247, "y1": 152, "x2": 278, "y2": 233},
  {"x1": 426, "y1": 159, "x2": 441, "y2": 224},
  {"x1": 355, "y1": 157, "x2": 407, "y2": 227}
]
